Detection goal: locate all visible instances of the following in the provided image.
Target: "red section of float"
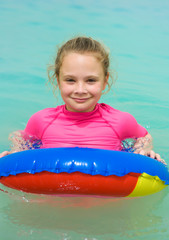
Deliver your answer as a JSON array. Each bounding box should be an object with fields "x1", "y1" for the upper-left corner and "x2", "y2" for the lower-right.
[{"x1": 0, "y1": 171, "x2": 141, "y2": 197}]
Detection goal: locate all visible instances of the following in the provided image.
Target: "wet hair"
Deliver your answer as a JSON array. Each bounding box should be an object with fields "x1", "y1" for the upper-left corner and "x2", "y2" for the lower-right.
[{"x1": 47, "y1": 36, "x2": 116, "y2": 95}]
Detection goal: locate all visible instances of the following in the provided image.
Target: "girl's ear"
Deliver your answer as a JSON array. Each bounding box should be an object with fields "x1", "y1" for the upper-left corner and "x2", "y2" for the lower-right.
[{"x1": 103, "y1": 73, "x2": 109, "y2": 90}]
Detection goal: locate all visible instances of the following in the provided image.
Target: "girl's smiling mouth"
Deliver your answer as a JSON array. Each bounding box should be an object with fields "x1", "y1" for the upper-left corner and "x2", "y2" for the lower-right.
[{"x1": 72, "y1": 97, "x2": 90, "y2": 103}]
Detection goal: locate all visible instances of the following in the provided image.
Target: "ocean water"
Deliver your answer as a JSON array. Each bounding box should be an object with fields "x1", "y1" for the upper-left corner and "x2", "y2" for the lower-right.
[{"x1": 0, "y1": 0, "x2": 169, "y2": 239}]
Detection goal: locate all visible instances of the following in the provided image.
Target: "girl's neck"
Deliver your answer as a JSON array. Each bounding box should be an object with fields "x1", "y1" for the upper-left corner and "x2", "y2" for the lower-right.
[{"x1": 63, "y1": 104, "x2": 99, "y2": 116}]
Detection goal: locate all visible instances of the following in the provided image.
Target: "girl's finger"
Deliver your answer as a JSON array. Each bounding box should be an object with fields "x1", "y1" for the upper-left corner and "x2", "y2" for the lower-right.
[
  {"x1": 133, "y1": 149, "x2": 140, "y2": 154},
  {"x1": 159, "y1": 159, "x2": 167, "y2": 165},
  {"x1": 139, "y1": 150, "x2": 146, "y2": 155},
  {"x1": 0, "y1": 151, "x2": 9, "y2": 158},
  {"x1": 133, "y1": 149, "x2": 144, "y2": 154},
  {"x1": 154, "y1": 153, "x2": 161, "y2": 160},
  {"x1": 148, "y1": 150, "x2": 156, "y2": 159},
  {"x1": 155, "y1": 155, "x2": 167, "y2": 165},
  {"x1": 149, "y1": 152, "x2": 167, "y2": 165},
  {"x1": 131, "y1": 149, "x2": 167, "y2": 165}
]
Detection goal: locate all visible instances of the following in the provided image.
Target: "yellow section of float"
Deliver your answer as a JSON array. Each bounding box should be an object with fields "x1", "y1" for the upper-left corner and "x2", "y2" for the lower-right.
[{"x1": 127, "y1": 173, "x2": 166, "y2": 197}]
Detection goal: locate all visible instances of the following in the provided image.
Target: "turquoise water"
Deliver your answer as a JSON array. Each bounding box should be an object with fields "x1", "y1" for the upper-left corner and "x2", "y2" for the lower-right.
[{"x1": 0, "y1": 0, "x2": 169, "y2": 239}]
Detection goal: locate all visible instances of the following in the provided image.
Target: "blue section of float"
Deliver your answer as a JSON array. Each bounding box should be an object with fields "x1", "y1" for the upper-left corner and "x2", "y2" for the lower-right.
[{"x1": 0, "y1": 147, "x2": 169, "y2": 184}]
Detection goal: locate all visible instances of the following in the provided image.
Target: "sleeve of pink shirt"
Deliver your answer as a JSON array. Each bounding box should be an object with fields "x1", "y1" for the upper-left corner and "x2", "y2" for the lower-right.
[
  {"x1": 116, "y1": 111, "x2": 148, "y2": 140},
  {"x1": 20, "y1": 111, "x2": 43, "y2": 143},
  {"x1": 10, "y1": 111, "x2": 43, "y2": 151},
  {"x1": 99, "y1": 103, "x2": 148, "y2": 141}
]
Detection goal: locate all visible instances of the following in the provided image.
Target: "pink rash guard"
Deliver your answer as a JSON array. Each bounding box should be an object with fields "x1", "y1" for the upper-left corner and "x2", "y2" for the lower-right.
[{"x1": 23, "y1": 103, "x2": 148, "y2": 151}]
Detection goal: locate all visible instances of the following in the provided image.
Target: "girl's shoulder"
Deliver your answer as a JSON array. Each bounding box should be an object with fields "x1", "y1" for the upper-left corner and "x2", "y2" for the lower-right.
[
  {"x1": 99, "y1": 103, "x2": 127, "y2": 114},
  {"x1": 99, "y1": 103, "x2": 135, "y2": 122},
  {"x1": 99, "y1": 103, "x2": 147, "y2": 139},
  {"x1": 29, "y1": 105, "x2": 64, "y2": 120},
  {"x1": 24, "y1": 105, "x2": 64, "y2": 138}
]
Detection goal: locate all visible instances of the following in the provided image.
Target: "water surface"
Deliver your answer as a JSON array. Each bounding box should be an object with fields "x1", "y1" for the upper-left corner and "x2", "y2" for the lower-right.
[{"x1": 0, "y1": 0, "x2": 169, "y2": 239}]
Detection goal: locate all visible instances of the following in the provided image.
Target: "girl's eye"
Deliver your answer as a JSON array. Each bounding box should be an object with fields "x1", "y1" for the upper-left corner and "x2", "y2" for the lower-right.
[
  {"x1": 66, "y1": 79, "x2": 75, "y2": 83},
  {"x1": 87, "y1": 79, "x2": 96, "y2": 83}
]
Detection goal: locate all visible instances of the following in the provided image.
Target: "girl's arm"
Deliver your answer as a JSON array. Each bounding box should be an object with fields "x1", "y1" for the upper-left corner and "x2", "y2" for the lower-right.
[{"x1": 133, "y1": 133, "x2": 166, "y2": 164}]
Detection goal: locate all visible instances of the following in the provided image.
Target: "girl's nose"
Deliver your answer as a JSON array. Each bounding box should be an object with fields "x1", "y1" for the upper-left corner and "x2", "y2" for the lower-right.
[{"x1": 74, "y1": 82, "x2": 87, "y2": 94}]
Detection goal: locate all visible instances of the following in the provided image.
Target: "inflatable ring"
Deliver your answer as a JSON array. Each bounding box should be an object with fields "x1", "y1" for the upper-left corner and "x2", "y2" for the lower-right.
[{"x1": 0, "y1": 147, "x2": 168, "y2": 197}]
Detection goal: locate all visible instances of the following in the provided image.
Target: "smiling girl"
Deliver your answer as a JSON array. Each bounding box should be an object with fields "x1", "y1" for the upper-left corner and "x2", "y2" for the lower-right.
[{"x1": 0, "y1": 37, "x2": 165, "y2": 163}]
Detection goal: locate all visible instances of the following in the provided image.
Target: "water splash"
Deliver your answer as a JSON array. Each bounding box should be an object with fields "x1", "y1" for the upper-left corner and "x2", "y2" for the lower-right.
[
  {"x1": 121, "y1": 135, "x2": 153, "y2": 153},
  {"x1": 8, "y1": 130, "x2": 42, "y2": 153}
]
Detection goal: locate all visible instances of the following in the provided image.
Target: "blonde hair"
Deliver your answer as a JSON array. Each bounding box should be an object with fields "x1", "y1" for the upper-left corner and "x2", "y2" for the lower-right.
[{"x1": 47, "y1": 36, "x2": 116, "y2": 95}]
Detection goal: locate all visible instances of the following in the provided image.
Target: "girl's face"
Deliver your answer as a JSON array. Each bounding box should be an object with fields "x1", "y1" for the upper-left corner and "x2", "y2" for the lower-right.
[{"x1": 58, "y1": 52, "x2": 108, "y2": 112}]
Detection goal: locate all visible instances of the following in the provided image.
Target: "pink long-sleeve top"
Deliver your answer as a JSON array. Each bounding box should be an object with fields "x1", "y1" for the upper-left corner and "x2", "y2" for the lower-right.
[{"x1": 23, "y1": 103, "x2": 148, "y2": 151}]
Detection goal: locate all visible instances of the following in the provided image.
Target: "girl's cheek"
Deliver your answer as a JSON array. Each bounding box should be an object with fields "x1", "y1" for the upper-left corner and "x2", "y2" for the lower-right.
[{"x1": 61, "y1": 83, "x2": 72, "y2": 92}]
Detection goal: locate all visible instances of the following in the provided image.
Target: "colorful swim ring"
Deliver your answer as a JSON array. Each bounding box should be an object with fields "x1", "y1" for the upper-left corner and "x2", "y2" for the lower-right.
[{"x1": 0, "y1": 147, "x2": 168, "y2": 197}]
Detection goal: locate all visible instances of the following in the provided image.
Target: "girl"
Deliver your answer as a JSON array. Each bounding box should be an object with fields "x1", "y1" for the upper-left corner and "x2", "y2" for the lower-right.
[{"x1": 0, "y1": 37, "x2": 165, "y2": 163}]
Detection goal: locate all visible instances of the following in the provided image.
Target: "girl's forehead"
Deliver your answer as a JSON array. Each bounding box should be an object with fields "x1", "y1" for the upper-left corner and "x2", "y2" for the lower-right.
[
  {"x1": 61, "y1": 52, "x2": 102, "y2": 70},
  {"x1": 60, "y1": 54, "x2": 104, "y2": 78},
  {"x1": 58, "y1": 52, "x2": 106, "y2": 80},
  {"x1": 63, "y1": 52, "x2": 100, "y2": 62}
]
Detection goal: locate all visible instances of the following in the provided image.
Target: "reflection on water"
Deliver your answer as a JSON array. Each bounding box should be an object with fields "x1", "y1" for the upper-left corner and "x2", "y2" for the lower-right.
[{"x1": 0, "y1": 185, "x2": 168, "y2": 239}]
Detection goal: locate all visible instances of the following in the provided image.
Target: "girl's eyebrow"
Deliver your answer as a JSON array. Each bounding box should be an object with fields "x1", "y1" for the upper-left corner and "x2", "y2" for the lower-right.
[
  {"x1": 86, "y1": 75, "x2": 99, "y2": 79},
  {"x1": 62, "y1": 74, "x2": 76, "y2": 78},
  {"x1": 62, "y1": 74, "x2": 100, "y2": 79}
]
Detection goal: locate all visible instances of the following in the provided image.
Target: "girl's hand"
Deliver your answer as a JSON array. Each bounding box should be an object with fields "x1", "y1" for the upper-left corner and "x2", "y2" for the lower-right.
[
  {"x1": 133, "y1": 133, "x2": 167, "y2": 165},
  {"x1": 135, "y1": 149, "x2": 167, "y2": 165},
  {"x1": 0, "y1": 151, "x2": 10, "y2": 158}
]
